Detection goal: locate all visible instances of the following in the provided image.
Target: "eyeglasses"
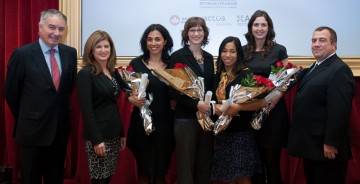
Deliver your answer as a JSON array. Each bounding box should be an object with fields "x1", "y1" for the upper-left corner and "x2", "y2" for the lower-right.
[{"x1": 189, "y1": 29, "x2": 204, "y2": 34}]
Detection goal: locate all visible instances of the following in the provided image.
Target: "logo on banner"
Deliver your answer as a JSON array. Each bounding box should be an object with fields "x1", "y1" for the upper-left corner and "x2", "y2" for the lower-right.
[{"x1": 170, "y1": 15, "x2": 180, "y2": 25}]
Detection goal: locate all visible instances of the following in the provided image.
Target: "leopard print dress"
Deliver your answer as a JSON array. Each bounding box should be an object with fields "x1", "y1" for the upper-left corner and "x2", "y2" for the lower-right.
[{"x1": 85, "y1": 136, "x2": 121, "y2": 179}]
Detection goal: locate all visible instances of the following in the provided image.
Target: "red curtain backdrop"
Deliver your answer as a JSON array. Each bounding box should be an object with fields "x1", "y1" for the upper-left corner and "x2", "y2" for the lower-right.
[{"x1": 1, "y1": 1, "x2": 360, "y2": 183}]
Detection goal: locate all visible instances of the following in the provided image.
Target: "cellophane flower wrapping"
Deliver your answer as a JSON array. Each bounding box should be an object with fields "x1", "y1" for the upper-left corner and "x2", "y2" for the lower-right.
[
  {"x1": 250, "y1": 61, "x2": 302, "y2": 130},
  {"x1": 117, "y1": 65, "x2": 141, "y2": 92},
  {"x1": 213, "y1": 74, "x2": 275, "y2": 135},
  {"x1": 117, "y1": 66, "x2": 154, "y2": 135},
  {"x1": 152, "y1": 65, "x2": 214, "y2": 131},
  {"x1": 269, "y1": 61, "x2": 301, "y2": 88}
]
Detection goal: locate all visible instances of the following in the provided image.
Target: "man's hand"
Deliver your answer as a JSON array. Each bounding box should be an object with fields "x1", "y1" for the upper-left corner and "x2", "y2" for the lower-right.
[{"x1": 324, "y1": 144, "x2": 338, "y2": 159}]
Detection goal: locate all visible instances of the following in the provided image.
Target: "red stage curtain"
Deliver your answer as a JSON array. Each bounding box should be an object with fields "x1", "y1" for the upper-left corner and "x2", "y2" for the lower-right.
[{"x1": 1, "y1": 1, "x2": 360, "y2": 183}]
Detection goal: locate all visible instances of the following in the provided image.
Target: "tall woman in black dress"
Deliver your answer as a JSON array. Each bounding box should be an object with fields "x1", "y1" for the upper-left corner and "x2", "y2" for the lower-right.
[
  {"x1": 126, "y1": 24, "x2": 175, "y2": 184},
  {"x1": 243, "y1": 10, "x2": 290, "y2": 184}
]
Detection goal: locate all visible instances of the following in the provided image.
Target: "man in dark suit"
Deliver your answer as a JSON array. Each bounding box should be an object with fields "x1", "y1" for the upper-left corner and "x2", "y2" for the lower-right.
[
  {"x1": 4, "y1": 9, "x2": 77, "y2": 184},
  {"x1": 287, "y1": 26, "x2": 355, "y2": 184}
]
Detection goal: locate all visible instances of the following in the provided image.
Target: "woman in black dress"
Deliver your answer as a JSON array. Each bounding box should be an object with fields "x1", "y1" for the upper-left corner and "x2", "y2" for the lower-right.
[
  {"x1": 126, "y1": 24, "x2": 175, "y2": 184},
  {"x1": 243, "y1": 10, "x2": 290, "y2": 184}
]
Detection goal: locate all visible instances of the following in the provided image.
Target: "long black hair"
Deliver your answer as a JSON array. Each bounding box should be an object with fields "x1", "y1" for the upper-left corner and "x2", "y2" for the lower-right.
[
  {"x1": 139, "y1": 24, "x2": 174, "y2": 64},
  {"x1": 216, "y1": 36, "x2": 246, "y2": 75}
]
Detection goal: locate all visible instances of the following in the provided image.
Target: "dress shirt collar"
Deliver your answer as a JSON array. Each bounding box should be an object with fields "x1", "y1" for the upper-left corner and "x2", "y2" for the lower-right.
[
  {"x1": 39, "y1": 38, "x2": 59, "y2": 54},
  {"x1": 315, "y1": 52, "x2": 335, "y2": 66}
]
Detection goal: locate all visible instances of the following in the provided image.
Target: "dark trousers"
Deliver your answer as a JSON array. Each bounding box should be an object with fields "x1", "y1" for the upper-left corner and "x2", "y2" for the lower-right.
[
  {"x1": 174, "y1": 119, "x2": 214, "y2": 184},
  {"x1": 19, "y1": 135, "x2": 67, "y2": 184},
  {"x1": 303, "y1": 159, "x2": 347, "y2": 184}
]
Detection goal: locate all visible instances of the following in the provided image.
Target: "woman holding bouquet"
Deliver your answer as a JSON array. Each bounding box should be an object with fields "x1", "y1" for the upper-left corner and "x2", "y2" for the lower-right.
[
  {"x1": 243, "y1": 10, "x2": 290, "y2": 184},
  {"x1": 169, "y1": 17, "x2": 214, "y2": 184},
  {"x1": 212, "y1": 36, "x2": 266, "y2": 184},
  {"x1": 77, "y1": 30, "x2": 128, "y2": 184},
  {"x1": 126, "y1": 24, "x2": 175, "y2": 184}
]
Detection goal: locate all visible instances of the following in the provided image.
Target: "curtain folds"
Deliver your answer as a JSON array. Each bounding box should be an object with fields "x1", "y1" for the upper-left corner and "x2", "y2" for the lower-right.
[{"x1": 1, "y1": 1, "x2": 359, "y2": 183}]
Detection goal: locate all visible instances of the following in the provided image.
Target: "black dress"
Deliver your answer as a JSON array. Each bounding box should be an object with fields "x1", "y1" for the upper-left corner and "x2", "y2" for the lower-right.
[
  {"x1": 126, "y1": 57, "x2": 175, "y2": 176},
  {"x1": 243, "y1": 43, "x2": 290, "y2": 148}
]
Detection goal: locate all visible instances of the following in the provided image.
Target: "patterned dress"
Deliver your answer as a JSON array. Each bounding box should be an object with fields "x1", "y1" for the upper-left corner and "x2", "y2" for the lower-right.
[
  {"x1": 82, "y1": 75, "x2": 122, "y2": 179},
  {"x1": 212, "y1": 69, "x2": 261, "y2": 182}
]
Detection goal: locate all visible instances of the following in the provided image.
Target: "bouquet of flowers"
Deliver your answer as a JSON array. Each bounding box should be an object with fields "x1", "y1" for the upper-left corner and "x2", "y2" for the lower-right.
[
  {"x1": 152, "y1": 63, "x2": 214, "y2": 131},
  {"x1": 117, "y1": 65, "x2": 141, "y2": 92},
  {"x1": 269, "y1": 61, "x2": 301, "y2": 87},
  {"x1": 117, "y1": 65, "x2": 154, "y2": 135},
  {"x1": 213, "y1": 74, "x2": 275, "y2": 135},
  {"x1": 250, "y1": 61, "x2": 302, "y2": 130}
]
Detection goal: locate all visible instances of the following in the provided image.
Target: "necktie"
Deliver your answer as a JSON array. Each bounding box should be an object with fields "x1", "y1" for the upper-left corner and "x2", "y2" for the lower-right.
[
  {"x1": 50, "y1": 49, "x2": 60, "y2": 91},
  {"x1": 306, "y1": 63, "x2": 318, "y2": 76}
]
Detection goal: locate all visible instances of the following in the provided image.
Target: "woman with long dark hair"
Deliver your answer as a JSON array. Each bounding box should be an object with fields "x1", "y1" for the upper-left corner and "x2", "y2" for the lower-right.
[
  {"x1": 126, "y1": 24, "x2": 175, "y2": 184},
  {"x1": 243, "y1": 10, "x2": 290, "y2": 184},
  {"x1": 212, "y1": 36, "x2": 265, "y2": 184}
]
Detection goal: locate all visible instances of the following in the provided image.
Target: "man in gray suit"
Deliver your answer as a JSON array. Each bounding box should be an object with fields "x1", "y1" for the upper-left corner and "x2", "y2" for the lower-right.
[
  {"x1": 4, "y1": 9, "x2": 77, "y2": 184},
  {"x1": 287, "y1": 26, "x2": 355, "y2": 184}
]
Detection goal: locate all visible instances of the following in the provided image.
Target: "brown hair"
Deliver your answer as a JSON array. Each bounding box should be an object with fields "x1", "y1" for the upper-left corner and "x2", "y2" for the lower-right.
[
  {"x1": 244, "y1": 10, "x2": 276, "y2": 60},
  {"x1": 181, "y1": 17, "x2": 210, "y2": 46},
  {"x1": 82, "y1": 30, "x2": 117, "y2": 75}
]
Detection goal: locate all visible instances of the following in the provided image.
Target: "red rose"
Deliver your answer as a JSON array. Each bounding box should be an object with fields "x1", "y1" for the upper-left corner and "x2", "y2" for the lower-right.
[
  {"x1": 254, "y1": 75, "x2": 264, "y2": 85},
  {"x1": 286, "y1": 62, "x2": 294, "y2": 69},
  {"x1": 275, "y1": 61, "x2": 284, "y2": 68},
  {"x1": 126, "y1": 65, "x2": 134, "y2": 72},
  {"x1": 265, "y1": 81, "x2": 275, "y2": 87},
  {"x1": 174, "y1": 63, "x2": 187, "y2": 68}
]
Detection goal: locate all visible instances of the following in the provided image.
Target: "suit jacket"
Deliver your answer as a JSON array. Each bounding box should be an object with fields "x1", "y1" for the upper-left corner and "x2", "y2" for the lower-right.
[
  {"x1": 287, "y1": 54, "x2": 355, "y2": 161},
  {"x1": 4, "y1": 39, "x2": 77, "y2": 146},
  {"x1": 169, "y1": 46, "x2": 214, "y2": 119},
  {"x1": 77, "y1": 66, "x2": 128, "y2": 146}
]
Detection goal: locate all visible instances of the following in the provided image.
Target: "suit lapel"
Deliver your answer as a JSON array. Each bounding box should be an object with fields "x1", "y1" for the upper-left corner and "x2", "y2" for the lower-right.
[
  {"x1": 58, "y1": 44, "x2": 69, "y2": 92},
  {"x1": 31, "y1": 41, "x2": 55, "y2": 88},
  {"x1": 99, "y1": 74, "x2": 117, "y2": 100},
  {"x1": 298, "y1": 55, "x2": 335, "y2": 89}
]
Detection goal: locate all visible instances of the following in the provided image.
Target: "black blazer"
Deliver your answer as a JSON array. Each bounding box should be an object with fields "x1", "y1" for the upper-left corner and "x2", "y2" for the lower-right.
[
  {"x1": 287, "y1": 54, "x2": 355, "y2": 161},
  {"x1": 169, "y1": 46, "x2": 214, "y2": 119},
  {"x1": 4, "y1": 39, "x2": 77, "y2": 146},
  {"x1": 77, "y1": 66, "x2": 128, "y2": 145}
]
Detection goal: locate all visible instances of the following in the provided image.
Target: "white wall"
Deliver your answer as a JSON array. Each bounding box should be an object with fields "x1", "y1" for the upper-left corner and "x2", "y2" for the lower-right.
[{"x1": 82, "y1": 0, "x2": 360, "y2": 56}]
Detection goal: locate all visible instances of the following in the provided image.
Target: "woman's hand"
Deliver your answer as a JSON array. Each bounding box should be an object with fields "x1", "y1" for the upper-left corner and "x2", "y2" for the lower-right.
[
  {"x1": 223, "y1": 103, "x2": 240, "y2": 116},
  {"x1": 197, "y1": 101, "x2": 211, "y2": 115},
  {"x1": 215, "y1": 104, "x2": 223, "y2": 116},
  {"x1": 128, "y1": 93, "x2": 146, "y2": 108},
  {"x1": 265, "y1": 89, "x2": 283, "y2": 112},
  {"x1": 93, "y1": 142, "x2": 106, "y2": 157},
  {"x1": 120, "y1": 137, "x2": 126, "y2": 151}
]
